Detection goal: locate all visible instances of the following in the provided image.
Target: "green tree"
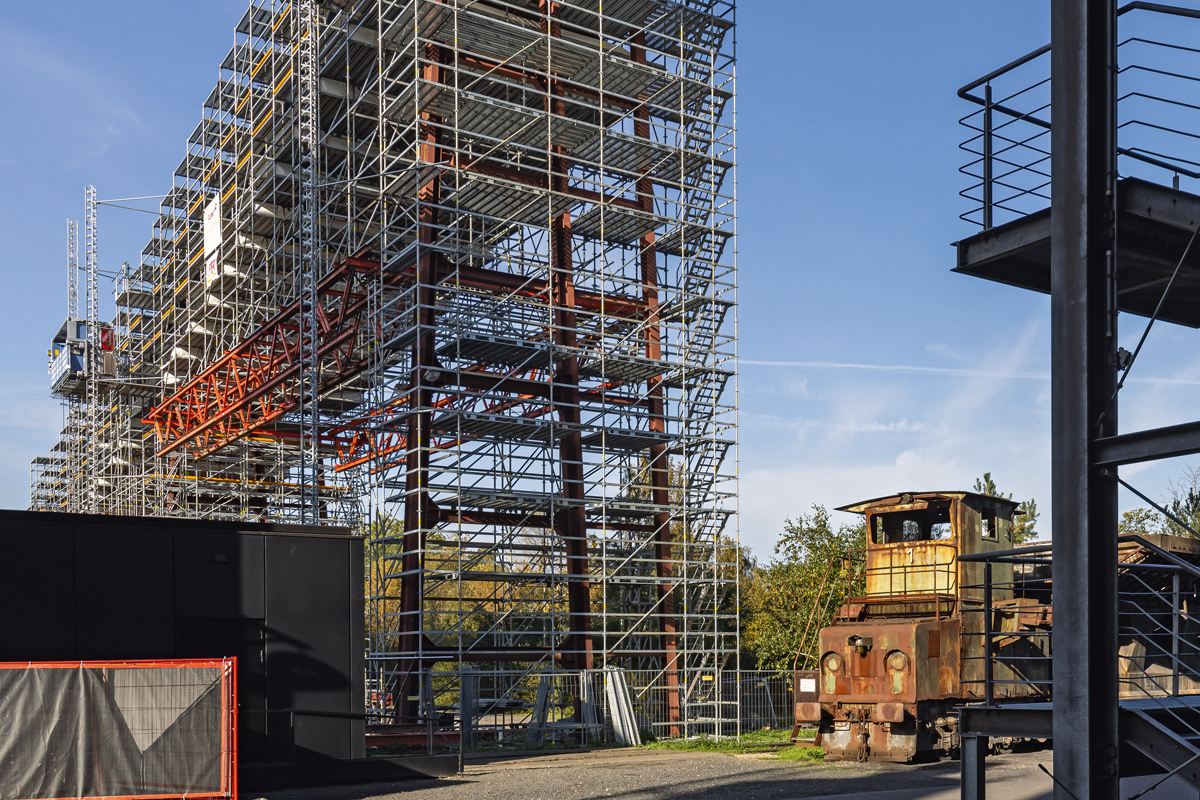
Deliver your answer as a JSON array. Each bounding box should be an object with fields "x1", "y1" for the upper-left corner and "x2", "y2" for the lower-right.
[
  {"x1": 1119, "y1": 507, "x2": 1161, "y2": 537},
  {"x1": 974, "y1": 472, "x2": 1040, "y2": 545},
  {"x1": 742, "y1": 506, "x2": 865, "y2": 670},
  {"x1": 1115, "y1": 466, "x2": 1200, "y2": 539},
  {"x1": 1163, "y1": 465, "x2": 1200, "y2": 537},
  {"x1": 1012, "y1": 499, "x2": 1039, "y2": 544}
]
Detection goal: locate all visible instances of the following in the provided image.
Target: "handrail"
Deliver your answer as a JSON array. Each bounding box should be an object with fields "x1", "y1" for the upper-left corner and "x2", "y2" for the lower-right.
[
  {"x1": 958, "y1": 44, "x2": 1051, "y2": 100},
  {"x1": 1123, "y1": 1, "x2": 1200, "y2": 20},
  {"x1": 957, "y1": 2, "x2": 1200, "y2": 101},
  {"x1": 958, "y1": 535, "x2": 1200, "y2": 580},
  {"x1": 957, "y1": 0, "x2": 1200, "y2": 229},
  {"x1": 958, "y1": 542, "x2": 1052, "y2": 561},
  {"x1": 961, "y1": 532, "x2": 1200, "y2": 706},
  {"x1": 791, "y1": 556, "x2": 838, "y2": 672}
]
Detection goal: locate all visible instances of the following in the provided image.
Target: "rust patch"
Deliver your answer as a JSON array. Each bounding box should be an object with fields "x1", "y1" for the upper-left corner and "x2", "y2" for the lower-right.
[
  {"x1": 873, "y1": 702, "x2": 905, "y2": 723},
  {"x1": 796, "y1": 701, "x2": 821, "y2": 722}
]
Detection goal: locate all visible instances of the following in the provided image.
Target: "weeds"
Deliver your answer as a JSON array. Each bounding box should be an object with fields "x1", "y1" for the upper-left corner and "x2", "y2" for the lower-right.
[
  {"x1": 776, "y1": 745, "x2": 825, "y2": 761},
  {"x1": 639, "y1": 728, "x2": 823, "y2": 760}
]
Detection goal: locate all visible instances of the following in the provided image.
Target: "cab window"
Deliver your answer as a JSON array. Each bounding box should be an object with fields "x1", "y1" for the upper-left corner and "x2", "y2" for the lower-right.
[
  {"x1": 871, "y1": 504, "x2": 953, "y2": 544},
  {"x1": 981, "y1": 507, "x2": 997, "y2": 539}
]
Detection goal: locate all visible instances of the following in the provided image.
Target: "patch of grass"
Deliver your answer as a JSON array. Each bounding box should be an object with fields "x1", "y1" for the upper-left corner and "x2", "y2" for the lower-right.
[
  {"x1": 640, "y1": 729, "x2": 817, "y2": 756},
  {"x1": 641, "y1": 735, "x2": 748, "y2": 754},
  {"x1": 736, "y1": 728, "x2": 795, "y2": 745},
  {"x1": 775, "y1": 745, "x2": 825, "y2": 762}
]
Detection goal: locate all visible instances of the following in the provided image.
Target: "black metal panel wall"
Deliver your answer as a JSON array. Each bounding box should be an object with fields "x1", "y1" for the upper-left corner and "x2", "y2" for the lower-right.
[{"x1": 0, "y1": 510, "x2": 364, "y2": 765}]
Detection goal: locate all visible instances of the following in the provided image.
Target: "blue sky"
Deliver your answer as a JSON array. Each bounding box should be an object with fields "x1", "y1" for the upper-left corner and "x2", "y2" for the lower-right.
[{"x1": 1, "y1": 2, "x2": 1198, "y2": 558}]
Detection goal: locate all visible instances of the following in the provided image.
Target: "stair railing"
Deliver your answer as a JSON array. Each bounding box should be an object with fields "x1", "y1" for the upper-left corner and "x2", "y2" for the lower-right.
[
  {"x1": 958, "y1": 2, "x2": 1200, "y2": 230},
  {"x1": 962, "y1": 534, "x2": 1200, "y2": 729}
]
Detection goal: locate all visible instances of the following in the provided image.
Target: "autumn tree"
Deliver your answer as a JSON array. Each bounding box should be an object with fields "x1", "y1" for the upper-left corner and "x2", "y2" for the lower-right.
[{"x1": 741, "y1": 506, "x2": 865, "y2": 671}]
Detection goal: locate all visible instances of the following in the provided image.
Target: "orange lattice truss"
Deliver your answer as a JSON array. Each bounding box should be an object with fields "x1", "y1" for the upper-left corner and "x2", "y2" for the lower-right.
[{"x1": 146, "y1": 255, "x2": 387, "y2": 460}]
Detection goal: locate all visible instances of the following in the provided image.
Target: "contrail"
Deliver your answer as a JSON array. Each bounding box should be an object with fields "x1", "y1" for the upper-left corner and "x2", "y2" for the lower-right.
[
  {"x1": 741, "y1": 360, "x2": 1045, "y2": 379},
  {"x1": 741, "y1": 360, "x2": 1200, "y2": 386}
]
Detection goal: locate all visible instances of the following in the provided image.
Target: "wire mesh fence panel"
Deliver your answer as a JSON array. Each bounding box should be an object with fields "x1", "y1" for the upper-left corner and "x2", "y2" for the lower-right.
[
  {"x1": 0, "y1": 659, "x2": 236, "y2": 800},
  {"x1": 373, "y1": 667, "x2": 792, "y2": 751},
  {"x1": 737, "y1": 672, "x2": 793, "y2": 732}
]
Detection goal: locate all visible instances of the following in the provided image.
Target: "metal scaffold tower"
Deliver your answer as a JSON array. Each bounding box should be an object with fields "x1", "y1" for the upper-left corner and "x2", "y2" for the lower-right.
[
  {"x1": 32, "y1": 0, "x2": 738, "y2": 739},
  {"x1": 84, "y1": 186, "x2": 99, "y2": 514}
]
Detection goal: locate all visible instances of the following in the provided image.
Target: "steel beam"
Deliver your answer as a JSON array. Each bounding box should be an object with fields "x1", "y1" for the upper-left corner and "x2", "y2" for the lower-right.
[
  {"x1": 1050, "y1": 1, "x2": 1121, "y2": 799},
  {"x1": 1093, "y1": 420, "x2": 1200, "y2": 466},
  {"x1": 1120, "y1": 708, "x2": 1200, "y2": 787},
  {"x1": 960, "y1": 704, "x2": 1054, "y2": 739}
]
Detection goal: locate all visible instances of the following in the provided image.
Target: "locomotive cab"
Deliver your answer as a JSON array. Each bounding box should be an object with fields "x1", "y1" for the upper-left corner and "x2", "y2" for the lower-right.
[{"x1": 803, "y1": 491, "x2": 1028, "y2": 762}]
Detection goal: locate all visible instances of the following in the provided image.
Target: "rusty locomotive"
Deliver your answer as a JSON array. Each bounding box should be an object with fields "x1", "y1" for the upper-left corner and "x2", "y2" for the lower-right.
[
  {"x1": 795, "y1": 490, "x2": 1200, "y2": 763},
  {"x1": 795, "y1": 491, "x2": 1047, "y2": 762}
]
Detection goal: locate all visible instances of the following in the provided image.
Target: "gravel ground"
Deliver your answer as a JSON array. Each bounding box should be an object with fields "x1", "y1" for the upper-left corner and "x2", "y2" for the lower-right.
[
  {"x1": 248, "y1": 747, "x2": 1066, "y2": 800},
  {"x1": 248, "y1": 745, "x2": 1200, "y2": 800}
]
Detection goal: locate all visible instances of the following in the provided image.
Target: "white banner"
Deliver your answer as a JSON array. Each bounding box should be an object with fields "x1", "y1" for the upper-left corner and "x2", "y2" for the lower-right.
[{"x1": 203, "y1": 197, "x2": 222, "y2": 257}]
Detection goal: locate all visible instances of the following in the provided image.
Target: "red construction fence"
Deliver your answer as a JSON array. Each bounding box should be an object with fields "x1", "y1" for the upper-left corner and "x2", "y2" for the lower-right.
[{"x1": 0, "y1": 659, "x2": 237, "y2": 800}]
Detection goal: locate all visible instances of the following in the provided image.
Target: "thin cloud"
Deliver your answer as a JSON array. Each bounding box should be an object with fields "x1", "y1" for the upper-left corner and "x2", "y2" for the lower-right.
[
  {"x1": 926, "y1": 341, "x2": 963, "y2": 360},
  {"x1": 742, "y1": 359, "x2": 1045, "y2": 379}
]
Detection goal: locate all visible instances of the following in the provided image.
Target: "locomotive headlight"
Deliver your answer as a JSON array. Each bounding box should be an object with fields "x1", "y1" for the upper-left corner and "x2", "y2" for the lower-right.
[
  {"x1": 887, "y1": 651, "x2": 909, "y2": 672},
  {"x1": 822, "y1": 652, "x2": 842, "y2": 673}
]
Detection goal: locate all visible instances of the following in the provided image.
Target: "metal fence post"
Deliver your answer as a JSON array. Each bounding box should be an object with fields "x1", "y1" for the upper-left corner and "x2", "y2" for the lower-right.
[
  {"x1": 428, "y1": 669, "x2": 437, "y2": 755},
  {"x1": 457, "y1": 705, "x2": 465, "y2": 776},
  {"x1": 984, "y1": 560, "x2": 994, "y2": 706},
  {"x1": 1173, "y1": 572, "x2": 1181, "y2": 697},
  {"x1": 458, "y1": 667, "x2": 476, "y2": 776},
  {"x1": 983, "y1": 84, "x2": 993, "y2": 230}
]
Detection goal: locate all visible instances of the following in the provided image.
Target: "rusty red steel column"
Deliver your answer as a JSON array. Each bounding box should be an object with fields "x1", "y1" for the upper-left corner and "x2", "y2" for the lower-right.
[
  {"x1": 396, "y1": 41, "x2": 446, "y2": 726},
  {"x1": 542, "y1": 0, "x2": 594, "y2": 681},
  {"x1": 632, "y1": 31, "x2": 681, "y2": 739}
]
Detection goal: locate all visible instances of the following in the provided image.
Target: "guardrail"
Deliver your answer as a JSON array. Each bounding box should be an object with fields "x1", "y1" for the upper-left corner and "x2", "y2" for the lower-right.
[
  {"x1": 959, "y1": 2, "x2": 1200, "y2": 229},
  {"x1": 960, "y1": 535, "x2": 1200, "y2": 710},
  {"x1": 853, "y1": 542, "x2": 958, "y2": 600}
]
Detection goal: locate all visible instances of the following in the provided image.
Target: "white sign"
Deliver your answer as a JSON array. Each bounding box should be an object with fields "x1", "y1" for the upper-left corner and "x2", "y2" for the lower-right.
[
  {"x1": 203, "y1": 197, "x2": 222, "y2": 257},
  {"x1": 799, "y1": 678, "x2": 816, "y2": 693},
  {"x1": 205, "y1": 253, "x2": 220, "y2": 287}
]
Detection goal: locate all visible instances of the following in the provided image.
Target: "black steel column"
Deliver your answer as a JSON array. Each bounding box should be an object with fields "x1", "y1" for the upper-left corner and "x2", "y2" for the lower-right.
[
  {"x1": 1050, "y1": 1, "x2": 1121, "y2": 798},
  {"x1": 962, "y1": 733, "x2": 988, "y2": 800}
]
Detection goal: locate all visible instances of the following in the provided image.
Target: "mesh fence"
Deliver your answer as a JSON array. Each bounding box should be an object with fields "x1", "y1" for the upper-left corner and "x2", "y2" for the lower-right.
[
  {"x1": 374, "y1": 668, "x2": 793, "y2": 749},
  {"x1": 0, "y1": 660, "x2": 236, "y2": 800}
]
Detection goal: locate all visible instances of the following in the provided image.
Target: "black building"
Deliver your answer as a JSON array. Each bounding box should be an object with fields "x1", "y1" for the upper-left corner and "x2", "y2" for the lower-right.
[{"x1": 0, "y1": 510, "x2": 365, "y2": 765}]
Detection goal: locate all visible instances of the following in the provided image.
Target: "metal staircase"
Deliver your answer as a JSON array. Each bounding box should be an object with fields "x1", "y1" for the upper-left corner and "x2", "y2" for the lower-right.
[
  {"x1": 1122, "y1": 697, "x2": 1200, "y2": 789},
  {"x1": 666, "y1": 0, "x2": 737, "y2": 679},
  {"x1": 1115, "y1": 538, "x2": 1200, "y2": 790},
  {"x1": 962, "y1": 534, "x2": 1200, "y2": 792}
]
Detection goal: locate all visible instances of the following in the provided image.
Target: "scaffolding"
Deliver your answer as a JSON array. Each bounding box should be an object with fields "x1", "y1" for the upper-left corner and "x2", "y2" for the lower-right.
[{"x1": 32, "y1": 0, "x2": 738, "y2": 739}]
